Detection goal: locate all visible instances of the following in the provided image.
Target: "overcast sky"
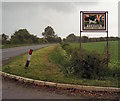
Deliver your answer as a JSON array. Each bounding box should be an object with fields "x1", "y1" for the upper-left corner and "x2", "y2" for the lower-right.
[{"x1": 2, "y1": 1, "x2": 119, "y2": 38}]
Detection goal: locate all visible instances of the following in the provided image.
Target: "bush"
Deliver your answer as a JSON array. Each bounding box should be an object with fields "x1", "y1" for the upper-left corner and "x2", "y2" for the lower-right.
[
  {"x1": 109, "y1": 62, "x2": 120, "y2": 78},
  {"x1": 52, "y1": 43, "x2": 119, "y2": 80},
  {"x1": 61, "y1": 43, "x2": 71, "y2": 54},
  {"x1": 69, "y1": 50, "x2": 109, "y2": 79},
  {"x1": 60, "y1": 43, "x2": 111, "y2": 80}
]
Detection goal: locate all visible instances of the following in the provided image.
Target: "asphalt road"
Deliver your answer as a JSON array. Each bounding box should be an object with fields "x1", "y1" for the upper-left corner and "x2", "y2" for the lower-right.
[
  {"x1": 1, "y1": 44, "x2": 84, "y2": 99},
  {"x1": 2, "y1": 79, "x2": 82, "y2": 99},
  {"x1": 2, "y1": 44, "x2": 52, "y2": 61}
]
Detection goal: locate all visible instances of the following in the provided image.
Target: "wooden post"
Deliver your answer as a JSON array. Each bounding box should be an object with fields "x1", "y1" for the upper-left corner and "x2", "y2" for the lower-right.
[
  {"x1": 106, "y1": 12, "x2": 109, "y2": 67},
  {"x1": 80, "y1": 11, "x2": 82, "y2": 58}
]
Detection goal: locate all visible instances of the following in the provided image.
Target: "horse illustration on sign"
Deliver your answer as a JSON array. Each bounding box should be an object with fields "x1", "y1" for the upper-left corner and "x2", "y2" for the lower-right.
[{"x1": 83, "y1": 13, "x2": 106, "y2": 30}]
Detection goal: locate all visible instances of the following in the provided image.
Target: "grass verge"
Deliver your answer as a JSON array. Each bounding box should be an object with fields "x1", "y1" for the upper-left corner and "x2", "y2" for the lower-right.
[{"x1": 2, "y1": 44, "x2": 119, "y2": 87}]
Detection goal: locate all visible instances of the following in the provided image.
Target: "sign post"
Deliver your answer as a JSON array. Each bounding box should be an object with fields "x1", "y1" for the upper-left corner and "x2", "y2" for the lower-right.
[
  {"x1": 80, "y1": 11, "x2": 82, "y2": 58},
  {"x1": 80, "y1": 11, "x2": 108, "y2": 64},
  {"x1": 106, "y1": 12, "x2": 109, "y2": 65}
]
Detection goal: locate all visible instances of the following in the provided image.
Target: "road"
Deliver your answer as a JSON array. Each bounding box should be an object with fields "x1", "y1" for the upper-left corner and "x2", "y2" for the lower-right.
[
  {"x1": 1, "y1": 44, "x2": 84, "y2": 99},
  {"x1": 2, "y1": 44, "x2": 52, "y2": 61},
  {"x1": 2, "y1": 79, "x2": 83, "y2": 99}
]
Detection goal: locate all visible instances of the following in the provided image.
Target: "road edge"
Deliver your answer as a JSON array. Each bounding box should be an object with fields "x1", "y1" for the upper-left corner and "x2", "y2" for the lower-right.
[{"x1": 0, "y1": 71, "x2": 120, "y2": 92}]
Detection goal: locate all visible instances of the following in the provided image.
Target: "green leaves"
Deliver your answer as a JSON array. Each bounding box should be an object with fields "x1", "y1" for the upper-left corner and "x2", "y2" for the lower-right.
[{"x1": 42, "y1": 26, "x2": 62, "y2": 43}]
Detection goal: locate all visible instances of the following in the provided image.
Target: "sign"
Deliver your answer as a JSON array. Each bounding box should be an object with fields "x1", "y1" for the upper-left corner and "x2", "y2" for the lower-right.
[
  {"x1": 82, "y1": 11, "x2": 107, "y2": 31},
  {"x1": 80, "y1": 11, "x2": 109, "y2": 65}
]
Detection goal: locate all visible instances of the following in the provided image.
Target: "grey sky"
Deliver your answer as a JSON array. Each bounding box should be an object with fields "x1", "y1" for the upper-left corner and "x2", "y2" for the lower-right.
[{"x1": 2, "y1": 1, "x2": 119, "y2": 38}]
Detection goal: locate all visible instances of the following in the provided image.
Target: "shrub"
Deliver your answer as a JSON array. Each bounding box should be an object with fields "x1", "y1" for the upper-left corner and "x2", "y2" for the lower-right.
[
  {"x1": 60, "y1": 43, "x2": 110, "y2": 79},
  {"x1": 69, "y1": 50, "x2": 109, "y2": 79},
  {"x1": 55, "y1": 43, "x2": 119, "y2": 80},
  {"x1": 109, "y1": 62, "x2": 120, "y2": 78},
  {"x1": 60, "y1": 43, "x2": 75, "y2": 55}
]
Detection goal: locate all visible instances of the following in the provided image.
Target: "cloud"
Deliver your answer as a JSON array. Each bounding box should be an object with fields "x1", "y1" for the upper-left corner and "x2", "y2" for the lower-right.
[
  {"x1": 2, "y1": 2, "x2": 118, "y2": 38},
  {"x1": 3, "y1": 2, "x2": 77, "y2": 13}
]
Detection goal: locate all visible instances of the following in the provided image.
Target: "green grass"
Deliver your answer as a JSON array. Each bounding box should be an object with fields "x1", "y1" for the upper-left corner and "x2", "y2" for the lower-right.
[
  {"x1": 2, "y1": 45, "x2": 118, "y2": 87},
  {"x1": 70, "y1": 41, "x2": 118, "y2": 63},
  {"x1": 2, "y1": 43, "x2": 119, "y2": 87},
  {"x1": 3, "y1": 45, "x2": 65, "y2": 81},
  {"x1": 49, "y1": 44, "x2": 119, "y2": 87},
  {"x1": 70, "y1": 41, "x2": 119, "y2": 72}
]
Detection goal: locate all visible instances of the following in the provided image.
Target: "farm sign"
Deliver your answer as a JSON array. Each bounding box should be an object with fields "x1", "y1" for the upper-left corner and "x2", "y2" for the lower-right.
[
  {"x1": 81, "y1": 11, "x2": 107, "y2": 31},
  {"x1": 80, "y1": 11, "x2": 109, "y2": 65}
]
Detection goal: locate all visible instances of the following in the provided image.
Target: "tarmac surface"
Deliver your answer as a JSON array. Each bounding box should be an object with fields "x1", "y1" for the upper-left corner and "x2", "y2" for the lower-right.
[
  {"x1": 2, "y1": 44, "x2": 52, "y2": 61},
  {"x1": 2, "y1": 78, "x2": 85, "y2": 99}
]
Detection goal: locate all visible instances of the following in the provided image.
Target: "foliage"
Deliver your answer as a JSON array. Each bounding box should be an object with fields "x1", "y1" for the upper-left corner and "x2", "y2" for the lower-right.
[
  {"x1": 109, "y1": 62, "x2": 120, "y2": 78},
  {"x1": 63, "y1": 33, "x2": 120, "y2": 43},
  {"x1": 82, "y1": 36, "x2": 89, "y2": 43},
  {"x1": 64, "y1": 34, "x2": 79, "y2": 42},
  {"x1": 49, "y1": 44, "x2": 119, "y2": 87},
  {"x1": 10, "y1": 29, "x2": 42, "y2": 44},
  {"x1": 2, "y1": 26, "x2": 62, "y2": 48},
  {"x1": 2, "y1": 33, "x2": 10, "y2": 44},
  {"x1": 42, "y1": 26, "x2": 55, "y2": 38},
  {"x1": 69, "y1": 50, "x2": 109, "y2": 79},
  {"x1": 38, "y1": 38, "x2": 48, "y2": 43},
  {"x1": 42, "y1": 26, "x2": 62, "y2": 43},
  {"x1": 60, "y1": 43, "x2": 74, "y2": 55},
  {"x1": 46, "y1": 36, "x2": 62, "y2": 43},
  {"x1": 60, "y1": 42, "x2": 119, "y2": 80}
]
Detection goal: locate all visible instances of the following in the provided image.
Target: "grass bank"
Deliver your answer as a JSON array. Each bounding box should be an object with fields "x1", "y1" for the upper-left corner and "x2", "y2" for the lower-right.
[
  {"x1": 2, "y1": 44, "x2": 119, "y2": 87},
  {"x1": 2, "y1": 45, "x2": 65, "y2": 82},
  {"x1": 49, "y1": 45, "x2": 119, "y2": 87}
]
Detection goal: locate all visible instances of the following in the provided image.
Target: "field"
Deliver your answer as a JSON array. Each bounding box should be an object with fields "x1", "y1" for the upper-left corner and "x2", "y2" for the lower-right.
[
  {"x1": 2, "y1": 41, "x2": 119, "y2": 87},
  {"x1": 70, "y1": 41, "x2": 118, "y2": 62}
]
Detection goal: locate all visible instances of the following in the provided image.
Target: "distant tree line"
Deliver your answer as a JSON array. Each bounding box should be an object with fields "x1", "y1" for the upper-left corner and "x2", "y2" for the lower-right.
[
  {"x1": 1, "y1": 26, "x2": 120, "y2": 45},
  {"x1": 1, "y1": 26, "x2": 62, "y2": 45},
  {"x1": 63, "y1": 33, "x2": 120, "y2": 43}
]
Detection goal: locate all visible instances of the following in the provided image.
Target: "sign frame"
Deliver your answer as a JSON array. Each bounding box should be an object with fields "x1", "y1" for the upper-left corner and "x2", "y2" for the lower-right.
[
  {"x1": 80, "y1": 11, "x2": 109, "y2": 65},
  {"x1": 83, "y1": 12, "x2": 106, "y2": 31},
  {"x1": 80, "y1": 11, "x2": 108, "y2": 32}
]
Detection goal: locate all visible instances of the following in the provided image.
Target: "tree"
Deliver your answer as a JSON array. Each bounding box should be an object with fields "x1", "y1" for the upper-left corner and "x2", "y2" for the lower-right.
[
  {"x1": 2, "y1": 33, "x2": 9, "y2": 44},
  {"x1": 42, "y1": 26, "x2": 61, "y2": 43},
  {"x1": 38, "y1": 38, "x2": 48, "y2": 43},
  {"x1": 82, "y1": 36, "x2": 88, "y2": 43},
  {"x1": 65, "y1": 33, "x2": 79, "y2": 42},
  {"x1": 11, "y1": 29, "x2": 30, "y2": 44},
  {"x1": 11, "y1": 29, "x2": 41, "y2": 44},
  {"x1": 42, "y1": 26, "x2": 55, "y2": 38}
]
